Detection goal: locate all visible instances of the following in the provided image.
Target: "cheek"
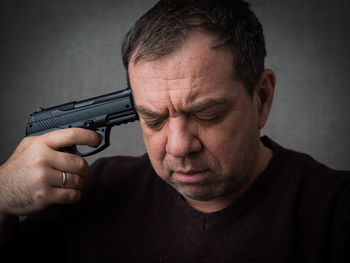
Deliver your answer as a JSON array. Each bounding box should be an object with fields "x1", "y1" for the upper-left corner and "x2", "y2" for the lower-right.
[
  {"x1": 200, "y1": 125, "x2": 236, "y2": 170},
  {"x1": 201, "y1": 111, "x2": 259, "y2": 172}
]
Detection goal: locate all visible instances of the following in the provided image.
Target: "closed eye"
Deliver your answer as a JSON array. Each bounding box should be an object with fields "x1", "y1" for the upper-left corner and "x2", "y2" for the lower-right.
[
  {"x1": 143, "y1": 118, "x2": 167, "y2": 129},
  {"x1": 193, "y1": 113, "x2": 224, "y2": 123},
  {"x1": 136, "y1": 98, "x2": 233, "y2": 128},
  {"x1": 186, "y1": 100, "x2": 233, "y2": 124},
  {"x1": 136, "y1": 106, "x2": 168, "y2": 130}
]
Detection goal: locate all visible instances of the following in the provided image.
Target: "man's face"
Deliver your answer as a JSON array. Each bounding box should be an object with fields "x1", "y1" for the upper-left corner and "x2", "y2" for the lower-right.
[{"x1": 129, "y1": 32, "x2": 262, "y2": 202}]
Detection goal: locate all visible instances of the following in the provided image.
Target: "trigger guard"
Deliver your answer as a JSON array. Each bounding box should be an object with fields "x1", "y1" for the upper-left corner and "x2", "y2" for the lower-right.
[
  {"x1": 61, "y1": 127, "x2": 111, "y2": 157},
  {"x1": 77, "y1": 126, "x2": 111, "y2": 157}
]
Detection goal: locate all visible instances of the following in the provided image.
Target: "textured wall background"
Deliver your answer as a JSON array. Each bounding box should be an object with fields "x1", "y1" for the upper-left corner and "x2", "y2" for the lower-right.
[{"x1": 0, "y1": 0, "x2": 349, "y2": 169}]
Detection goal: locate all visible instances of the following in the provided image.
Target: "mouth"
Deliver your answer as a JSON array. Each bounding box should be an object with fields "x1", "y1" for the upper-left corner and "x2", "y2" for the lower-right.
[{"x1": 173, "y1": 169, "x2": 210, "y2": 184}]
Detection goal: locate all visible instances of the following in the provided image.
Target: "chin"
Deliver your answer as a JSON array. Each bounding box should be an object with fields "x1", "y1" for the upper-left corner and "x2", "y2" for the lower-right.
[{"x1": 173, "y1": 183, "x2": 225, "y2": 201}]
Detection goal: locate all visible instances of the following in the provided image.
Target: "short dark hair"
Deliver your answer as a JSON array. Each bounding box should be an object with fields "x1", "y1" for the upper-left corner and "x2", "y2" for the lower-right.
[{"x1": 122, "y1": 0, "x2": 266, "y2": 97}]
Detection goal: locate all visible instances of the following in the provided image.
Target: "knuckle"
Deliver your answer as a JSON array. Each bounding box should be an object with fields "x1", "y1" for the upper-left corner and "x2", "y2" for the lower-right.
[
  {"x1": 59, "y1": 127, "x2": 78, "y2": 139},
  {"x1": 70, "y1": 175, "x2": 80, "y2": 187},
  {"x1": 69, "y1": 128, "x2": 80, "y2": 137},
  {"x1": 33, "y1": 189, "x2": 48, "y2": 206},
  {"x1": 15, "y1": 136, "x2": 37, "y2": 155},
  {"x1": 21, "y1": 136, "x2": 35, "y2": 146},
  {"x1": 32, "y1": 154, "x2": 49, "y2": 166},
  {"x1": 71, "y1": 190, "x2": 81, "y2": 201},
  {"x1": 34, "y1": 166, "x2": 48, "y2": 181},
  {"x1": 70, "y1": 127, "x2": 88, "y2": 138},
  {"x1": 75, "y1": 176, "x2": 84, "y2": 188},
  {"x1": 75, "y1": 156, "x2": 88, "y2": 172},
  {"x1": 59, "y1": 128, "x2": 73, "y2": 139},
  {"x1": 64, "y1": 190, "x2": 81, "y2": 203}
]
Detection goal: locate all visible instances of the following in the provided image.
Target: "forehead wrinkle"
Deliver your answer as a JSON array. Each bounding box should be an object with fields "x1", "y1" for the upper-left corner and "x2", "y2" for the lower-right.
[
  {"x1": 142, "y1": 46, "x2": 215, "y2": 82},
  {"x1": 156, "y1": 69, "x2": 208, "y2": 115},
  {"x1": 130, "y1": 31, "x2": 238, "y2": 116}
]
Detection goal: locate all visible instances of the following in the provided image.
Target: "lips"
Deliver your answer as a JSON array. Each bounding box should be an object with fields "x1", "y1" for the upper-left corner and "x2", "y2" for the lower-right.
[{"x1": 173, "y1": 169, "x2": 210, "y2": 184}]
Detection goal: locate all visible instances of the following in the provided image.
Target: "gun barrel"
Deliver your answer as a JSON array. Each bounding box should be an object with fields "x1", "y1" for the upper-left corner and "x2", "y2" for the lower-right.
[{"x1": 26, "y1": 89, "x2": 138, "y2": 136}]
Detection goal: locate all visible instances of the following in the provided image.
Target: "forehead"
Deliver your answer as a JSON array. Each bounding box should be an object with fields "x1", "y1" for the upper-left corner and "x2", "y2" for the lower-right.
[{"x1": 129, "y1": 32, "x2": 242, "y2": 112}]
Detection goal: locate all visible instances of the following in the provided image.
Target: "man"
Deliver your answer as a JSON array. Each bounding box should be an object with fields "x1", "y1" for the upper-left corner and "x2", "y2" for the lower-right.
[{"x1": 0, "y1": 0, "x2": 349, "y2": 262}]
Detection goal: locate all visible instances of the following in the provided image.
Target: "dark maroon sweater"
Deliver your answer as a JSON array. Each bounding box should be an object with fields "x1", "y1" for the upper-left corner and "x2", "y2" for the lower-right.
[{"x1": 3, "y1": 137, "x2": 350, "y2": 262}]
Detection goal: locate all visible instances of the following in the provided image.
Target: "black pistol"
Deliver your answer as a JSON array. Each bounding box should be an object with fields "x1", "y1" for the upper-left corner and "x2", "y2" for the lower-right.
[{"x1": 26, "y1": 89, "x2": 139, "y2": 157}]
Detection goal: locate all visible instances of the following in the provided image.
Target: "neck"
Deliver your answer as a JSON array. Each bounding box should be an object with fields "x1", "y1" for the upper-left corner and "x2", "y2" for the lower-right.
[{"x1": 185, "y1": 141, "x2": 273, "y2": 213}]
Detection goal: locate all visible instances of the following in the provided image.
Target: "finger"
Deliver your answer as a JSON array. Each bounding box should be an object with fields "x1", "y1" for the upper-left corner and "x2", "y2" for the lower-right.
[
  {"x1": 51, "y1": 170, "x2": 85, "y2": 189},
  {"x1": 49, "y1": 151, "x2": 90, "y2": 177},
  {"x1": 48, "y1": 188, "x2": 82, "y2": 205},
  {"x1": 42, "y1": 128, "x2": 103, "y2": 150}
]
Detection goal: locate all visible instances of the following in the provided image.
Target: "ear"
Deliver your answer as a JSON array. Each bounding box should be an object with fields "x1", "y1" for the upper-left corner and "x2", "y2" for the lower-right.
[{"x1": 253, "y1": 69, "x2": 276, "y2": 130}]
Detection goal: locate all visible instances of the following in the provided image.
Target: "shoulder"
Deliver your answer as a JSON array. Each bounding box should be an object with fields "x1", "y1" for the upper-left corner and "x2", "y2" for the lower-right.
[
  {"x1": 282, "y1": 145, "x2": 350, "y2": 191},
  {"x1": 263, "y1": 136, "x2": 350, "y2": 216},
  {"x1": 283, "y1": 147, "x2": 350, "y2": 209},
  {"x1": 263, "y1": 137, "x2": 350, "y2": 234},
  {"x1": 269, "y1": 139, "x2": 350, "y2": 260},
  {"x1": 262, "y1": 136, "x2": 350, "y2": 187}
]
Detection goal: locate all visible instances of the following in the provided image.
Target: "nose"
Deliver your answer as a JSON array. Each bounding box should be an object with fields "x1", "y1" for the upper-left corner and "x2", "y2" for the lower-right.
[{"x1": 165, "y1": 117, "x2": 202, "y2": 157}]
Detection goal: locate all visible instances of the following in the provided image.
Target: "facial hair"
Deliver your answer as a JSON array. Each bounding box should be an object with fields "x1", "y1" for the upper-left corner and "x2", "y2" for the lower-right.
[{"x1": 163, "y1": 152, "x2": 256, "y2": 202}]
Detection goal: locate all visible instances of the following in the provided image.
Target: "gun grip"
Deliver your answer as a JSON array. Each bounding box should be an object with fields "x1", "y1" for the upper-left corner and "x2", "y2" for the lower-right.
[{"x1": 60, "y1": 126, "x2": 111, "y2": 157}]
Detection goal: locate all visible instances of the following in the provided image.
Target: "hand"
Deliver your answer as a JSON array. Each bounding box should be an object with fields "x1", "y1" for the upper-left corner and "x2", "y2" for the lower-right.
[{"x1": 0, "y1": 128, "x2": 102, "y2": 217}]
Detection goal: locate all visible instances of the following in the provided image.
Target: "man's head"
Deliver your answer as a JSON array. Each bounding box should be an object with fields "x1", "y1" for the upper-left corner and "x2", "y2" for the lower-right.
[
  {"x1": 123, "y1": 0, "x2": 275, "y2": 212},
  {"x1": 122, "y1": 0, "x2": 266, "y2": 97}
]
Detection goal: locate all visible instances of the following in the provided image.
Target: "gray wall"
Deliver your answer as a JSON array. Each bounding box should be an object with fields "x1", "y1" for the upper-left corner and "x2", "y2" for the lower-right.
[{"x1": 0, "y1": 0, "x2": 349, "y2": 169}]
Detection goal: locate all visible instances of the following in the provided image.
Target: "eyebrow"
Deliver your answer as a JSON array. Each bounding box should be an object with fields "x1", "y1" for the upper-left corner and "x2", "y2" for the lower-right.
[
  {"x1": 136, "y1": 106, "x2": 167, "y2": 118},
  {"x1": 136, "y1": 98, "x2": 233, "y2": 118},
  {"x1": 184, "y1": 98, "x2": 233, "y2": 114}
]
